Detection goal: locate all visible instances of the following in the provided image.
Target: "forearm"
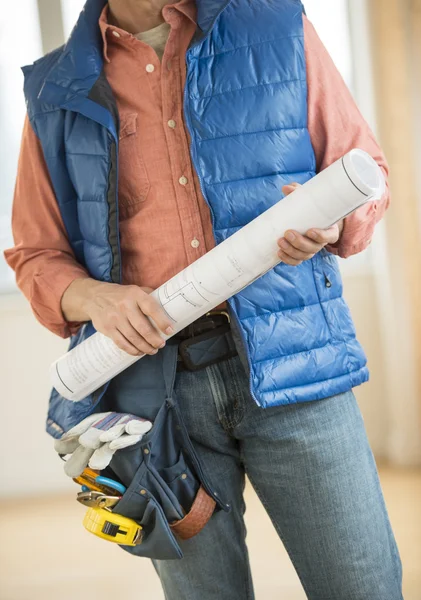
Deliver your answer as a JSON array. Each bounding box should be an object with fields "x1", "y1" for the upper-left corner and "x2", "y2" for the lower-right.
[{"x1": 5, "y1": 251, "x2": 92, "y2": 337}]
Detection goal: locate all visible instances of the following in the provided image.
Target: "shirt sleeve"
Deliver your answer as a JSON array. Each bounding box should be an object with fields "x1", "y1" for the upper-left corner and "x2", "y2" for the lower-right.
[
  {"x1": 304, "y1": 15, "x2": 390, "y2": 259},
  {"x1": 3, "y1": 116, "x2": 91, "y2": 338}
]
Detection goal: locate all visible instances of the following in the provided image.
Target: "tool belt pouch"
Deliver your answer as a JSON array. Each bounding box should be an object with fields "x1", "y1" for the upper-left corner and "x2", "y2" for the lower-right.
[
  {"x1": 100, "y1": 342, "x2": 228, "y2": 560},
  {"x1": 177, "y1": 323, "x2": 238, "y2": 371}
]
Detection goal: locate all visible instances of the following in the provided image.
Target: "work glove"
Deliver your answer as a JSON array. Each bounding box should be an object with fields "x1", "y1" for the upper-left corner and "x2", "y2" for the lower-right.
[{"x1": 54, "y1": 412, "x2": 153, "y2": 478}]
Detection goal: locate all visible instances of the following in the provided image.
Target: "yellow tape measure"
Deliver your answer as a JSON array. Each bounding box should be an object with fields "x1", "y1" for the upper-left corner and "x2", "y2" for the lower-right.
[
  {"x1": 74, "y1": 470, "x2": 143, "y2": 547},
  {"x1": 83, "y1": 507, "x2": 143, "y2": 546}
]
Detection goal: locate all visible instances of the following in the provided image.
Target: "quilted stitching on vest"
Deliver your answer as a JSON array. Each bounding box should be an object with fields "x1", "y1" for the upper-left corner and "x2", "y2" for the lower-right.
[{"x1": 182, "y1": 0, "x2": 368, "y2": 406}]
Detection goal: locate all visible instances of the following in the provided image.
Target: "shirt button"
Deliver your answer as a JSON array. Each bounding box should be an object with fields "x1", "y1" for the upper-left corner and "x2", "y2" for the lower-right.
[
  {"x1": 179, "y1": 176, "x2": 188, "y2": 186},
  {"x1": 167, "y1": 119, "x2": 176, "y2": 129},
  {"x1": 191, "y1": 238, "x2": 200, "y2": 248},
  {"x1": 112, "y1": 31, "x2": 121, "y2": 38},
  {"x1": 146, "y1": 64, "x2": 155, "y2": 73}
]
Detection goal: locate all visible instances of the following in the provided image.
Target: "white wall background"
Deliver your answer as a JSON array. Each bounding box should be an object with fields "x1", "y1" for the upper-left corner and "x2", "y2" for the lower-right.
[
  {"x1": 0, "y1": 295, "x2": 73, "y2": 496},
  {"x1": 0, "y1": 1, "x2": 43, "y2": 292}
]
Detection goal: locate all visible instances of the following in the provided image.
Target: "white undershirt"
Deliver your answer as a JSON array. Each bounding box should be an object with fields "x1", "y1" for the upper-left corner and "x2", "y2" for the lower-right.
[{"x1": 135, "y1": 21, "x2": 171, "y2": 61}]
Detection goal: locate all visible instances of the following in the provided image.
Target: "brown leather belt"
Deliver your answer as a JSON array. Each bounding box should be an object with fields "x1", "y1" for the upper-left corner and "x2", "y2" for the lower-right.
[{"x1": 170, "y1": 486, "x2": 216, "y2": 540}]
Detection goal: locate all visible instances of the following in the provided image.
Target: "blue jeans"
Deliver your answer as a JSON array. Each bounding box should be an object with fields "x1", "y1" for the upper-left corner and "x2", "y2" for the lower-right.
[{"x1": 153, "y1": 354, "x2": 403, "y2": 599}]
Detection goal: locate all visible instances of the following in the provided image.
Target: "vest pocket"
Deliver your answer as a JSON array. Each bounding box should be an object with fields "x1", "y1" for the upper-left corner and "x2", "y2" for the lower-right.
[
  {"x1": 319, "y1": 247, "x2": 342, "y2": 292},
  {"x1": 118, "y1": 113, "x2": 150, "y2": 219}
]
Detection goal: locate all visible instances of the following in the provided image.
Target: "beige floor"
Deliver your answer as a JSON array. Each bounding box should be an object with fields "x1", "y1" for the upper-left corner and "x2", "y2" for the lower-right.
[{"x1": 0, "y1": 468, "x2": 419, "y2": 600}]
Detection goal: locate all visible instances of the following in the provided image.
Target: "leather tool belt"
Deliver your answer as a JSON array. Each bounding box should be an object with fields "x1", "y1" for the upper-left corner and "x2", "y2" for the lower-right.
[
  {"x1": 175, "y1": 310, "x2": 238, "y2": 372},
  {"x1": 101, "y1": 343, "x2": 230, "y2": 560}
]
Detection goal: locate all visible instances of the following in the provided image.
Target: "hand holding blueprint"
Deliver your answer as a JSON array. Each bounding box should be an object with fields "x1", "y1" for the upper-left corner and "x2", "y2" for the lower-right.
[{"x1": 51, "y1": 149, "x2": 385, "y2": 401}]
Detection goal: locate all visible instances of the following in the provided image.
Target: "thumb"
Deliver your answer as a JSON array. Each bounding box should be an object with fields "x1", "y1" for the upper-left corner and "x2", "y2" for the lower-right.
[
  {"x1": 64, "y1": 445, "x2": 95, "y2": 478},
  {"x1": 109, "y1": 434, "x2": 143, "y2": 451},
  {"x1": 89, "y1": 443, "x2": 116, "y2": 471},
  {"x1": 282, "y1": 182, "x2": 300, "y2": 196}
]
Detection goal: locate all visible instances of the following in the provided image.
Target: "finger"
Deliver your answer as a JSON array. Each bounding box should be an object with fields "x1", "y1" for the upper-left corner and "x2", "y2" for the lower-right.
[
  {"x1": 126, "y1": 419, "x2": 153, "y2": 435},
  {"x1": 78, "y1": 428, "x2": 106, "y2": 450},
  {"x1": 306, "y1": 225, "x2": 339, "y2": 245},
  {"x1": 117, "y1": 318, "x2": 162, "y2": 356},
  {"x1": 126, "y1": 307, "x2": 167, "y2": 350},
  {"x1": 109, "y1": 329, "x2": 147, "y2": 357},
  {"x1": 99, "y1": 415, "x2": 131, "y2": 442},
  {"x1": 60, "y1": 412, "x2": 110, "y2": 441},
  {"x1": 89, "y1": 443, "x2": 116, "y2": 471},
  {"x1": 54, "y1": 437, "x2": 80, "y2": 455},
  {"x1": 277, "y1": 238, "x2": 315, "y2": 261},
  {"x1": 76, "y1": 413, "x2": 120, "y2": 448},
  {"x1": 281, "y1": 231, "x2": 323, "y2": 254},
  {"x1": 109, "y1": 434, "x2": 143, "y2": 451},
  {"x1": 64, "y1": 445, "x2": 95, "y2": 478},
  {"x1": 277, "y1": 250, "x2": 303, "y2": 266},
  {"x1": 136, "y1": 291, "x2": 174, "y2": 336},
  {"x1": 282, "y1": 182, "x2": 300, "y2": 197}
]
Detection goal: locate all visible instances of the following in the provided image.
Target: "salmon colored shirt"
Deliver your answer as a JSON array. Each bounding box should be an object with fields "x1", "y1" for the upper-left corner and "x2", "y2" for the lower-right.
[{"x1": 4, "y1": 1, "x2": 390, "y2": 338}]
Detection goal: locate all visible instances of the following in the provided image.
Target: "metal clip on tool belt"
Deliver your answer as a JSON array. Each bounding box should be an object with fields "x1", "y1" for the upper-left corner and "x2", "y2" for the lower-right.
[{"x1": 176, "y1": 311, "x2": 238, "y2": 372}]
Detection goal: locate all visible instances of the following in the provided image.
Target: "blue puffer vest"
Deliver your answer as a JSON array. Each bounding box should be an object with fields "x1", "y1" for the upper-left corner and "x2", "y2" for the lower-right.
[{"x1": 22, "y1": 0, "x2": 369, "y2": 438}]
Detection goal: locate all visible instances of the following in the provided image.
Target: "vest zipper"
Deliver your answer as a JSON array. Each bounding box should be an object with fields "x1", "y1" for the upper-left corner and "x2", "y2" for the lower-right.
[
  {"x1": 111, "y1": 133, "x2": 123, "y2": 284},
  {"x1": 227, "y1": 299, "x2": 259, "y2": 405},
  {"x1": 183, "y1": 70, "x2": 216, "y2": 232},
  {"x1": 324, "y1": 274, "x2": 332, "y2": 288},
  {"x1": 183, "y1": 52, "x2": 259, "y2": 406}
]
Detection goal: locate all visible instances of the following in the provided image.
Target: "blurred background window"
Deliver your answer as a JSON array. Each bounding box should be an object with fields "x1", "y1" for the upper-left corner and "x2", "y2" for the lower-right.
[
  {"x1": 0, "y1": 0, "x2": 371, "y2": 293},
  {"x1": 305, "y1": 0, "x2": 353, "y2": 90},
  {"x1": 0, "y1": 1, "x2": 43, "y2": 292},
  {"x1": 61, "y1": 0, "x2": 86, "y2": 39}
]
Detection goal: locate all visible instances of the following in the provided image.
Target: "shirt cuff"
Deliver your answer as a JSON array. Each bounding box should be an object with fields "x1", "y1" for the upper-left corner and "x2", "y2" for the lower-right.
[
  {"x1": 326, "y1": 231, "x2": 374, "y2": 258},
  {"x1": 325, "y1": 202, "x2": 379, "y2": 259}
]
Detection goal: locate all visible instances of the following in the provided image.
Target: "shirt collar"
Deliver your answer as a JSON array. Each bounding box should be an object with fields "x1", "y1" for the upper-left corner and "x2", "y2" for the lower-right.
[
  {"x1": 99, "y1": 1, "x2": 197, "y2": 63},
  {"x1": 169, "y1": 0, "x2": 197, "y2": 24}
]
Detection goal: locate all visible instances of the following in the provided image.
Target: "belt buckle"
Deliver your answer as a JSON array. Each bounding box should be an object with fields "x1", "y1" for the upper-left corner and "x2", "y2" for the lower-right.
[{"x1": 205, "y1": 309, "x2": 230, "y2": 324}]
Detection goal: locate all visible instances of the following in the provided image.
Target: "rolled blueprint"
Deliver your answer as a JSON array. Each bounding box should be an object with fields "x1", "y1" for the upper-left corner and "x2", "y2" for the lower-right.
[{"x1": 51, "y1": 149, "x2": 384, "y2": 401}]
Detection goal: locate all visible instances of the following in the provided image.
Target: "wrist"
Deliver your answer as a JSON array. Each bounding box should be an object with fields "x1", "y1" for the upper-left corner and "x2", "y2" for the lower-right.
[{"x1": 61, "y1": 277, "x2": 103, "y2": 322}]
